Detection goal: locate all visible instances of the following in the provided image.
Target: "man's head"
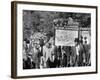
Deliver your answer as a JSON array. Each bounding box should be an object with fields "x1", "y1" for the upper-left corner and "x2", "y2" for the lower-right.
[{"x1": 74, "y1": 38, "x2": 79, "y2": 46}]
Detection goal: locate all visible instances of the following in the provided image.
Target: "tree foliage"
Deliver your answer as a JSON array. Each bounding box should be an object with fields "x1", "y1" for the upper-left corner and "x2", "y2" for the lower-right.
[{"x1": 23, "y1": 10, "x2": 91, "y2": 39}]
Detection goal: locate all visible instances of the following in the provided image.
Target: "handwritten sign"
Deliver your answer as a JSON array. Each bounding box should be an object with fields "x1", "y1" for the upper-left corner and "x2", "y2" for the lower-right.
[{"x1": 55, "y1": 29, "x2": 78, "y2": 46}]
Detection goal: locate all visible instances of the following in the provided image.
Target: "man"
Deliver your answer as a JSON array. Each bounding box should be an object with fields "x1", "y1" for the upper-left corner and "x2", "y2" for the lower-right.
[
  {"x1": 43, "y1": 41, "x2": 58, "y2": 68},
  {"x1": 72, "y1": 38, "x2": 79, "y2": 66},
  {"x1": 61, "y1": 46, "x2": 71, "y2": 67},
  {"x1": 31, "y1": 43, "x2": 41, "y2": 69},
  {"x1": 60, "y1": 46, "x2": 67, "y2": 67},
  {"x1": 78, "y1": 40, "x2": 84, "y2": 66},
  {"x1": 83, "y1": 40, "x2": 91, "y2": 66},
  {"x1": 39, "y1": 38, "x2": 44, "y2": 56},
  {"x1": 23, "y1": 39, "x2": 27, "y2": 69},
  {"x1": 43, "y1": 42, "x2": 52, "y2": 68},
  {"x1": 49, "y1": 41, "x2": 57, "y2": 68},
  {"x1": 23, "y1": 39, "x2": 32, "y2": 69}
]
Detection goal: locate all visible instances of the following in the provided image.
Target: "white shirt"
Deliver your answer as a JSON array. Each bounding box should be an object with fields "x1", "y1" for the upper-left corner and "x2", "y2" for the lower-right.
[
  {"x1": 43, "y1": 45, "x2": 56, "y2": 62},
  {"x1": 43, "y1": 46, "x2": 51, "y2": 62},
  {"x1": 76, "y1": 45, "x2": 80, "y2": 56}
]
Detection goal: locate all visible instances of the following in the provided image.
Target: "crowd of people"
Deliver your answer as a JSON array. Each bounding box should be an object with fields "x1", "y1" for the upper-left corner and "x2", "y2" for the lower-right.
[{"x1": 23, "y1": 34, "x2": 91, "y2": 69}]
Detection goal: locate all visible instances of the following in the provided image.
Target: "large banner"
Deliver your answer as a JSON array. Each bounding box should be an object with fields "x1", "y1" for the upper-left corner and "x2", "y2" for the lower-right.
[{"x1": 55, "y1": 29, "x2": 78, "y2": 46}]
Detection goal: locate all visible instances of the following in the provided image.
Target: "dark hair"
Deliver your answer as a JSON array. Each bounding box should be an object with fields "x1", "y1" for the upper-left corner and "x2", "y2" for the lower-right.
[
  {"x1": 84, "y1": 37, "x2": 87, "y2": 40},
  {"x1": 81, "y1": 36, "x2": 83, "y2": 39},
  {"x1": 85, "y1": 41, "x2": 87, "y2": 44},
  {"x1": 48, "y1": 43, "x2": 51, "y2": 46},
  {"x1": 26, "y1": 40, "x2": 30, "y2": 44},
  {"x1": 80, "y1": 40, "x2": 83, "y2": 44},
  {"x1": 24, "y1": 38, "x2": 27, "y2": 42},
  {"x1": 74, "y1": 38, "x2": 79, "y2": 42}
]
